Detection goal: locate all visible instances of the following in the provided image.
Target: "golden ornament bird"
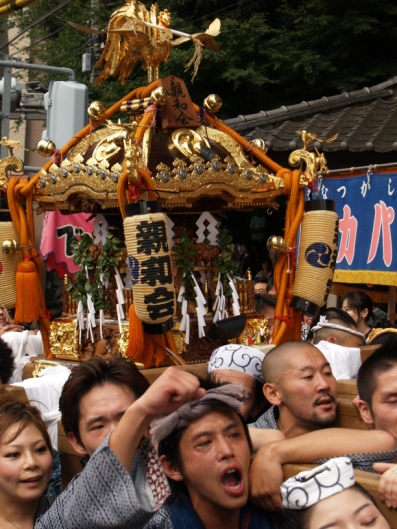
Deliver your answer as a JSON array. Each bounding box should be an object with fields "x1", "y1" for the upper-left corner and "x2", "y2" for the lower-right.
[
  {"x1": 0, "y1": 137, "x2": 28, "y2": 156},
  {"x1": 296, "y1": 130, "x2": 339, "y2": 151},
  {"x1": 66, "y1": 0, "x2": 220, "y2": 85}
]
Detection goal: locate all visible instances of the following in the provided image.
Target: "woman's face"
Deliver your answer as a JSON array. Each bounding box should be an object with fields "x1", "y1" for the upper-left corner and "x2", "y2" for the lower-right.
[
  {"x1": 341, "y1": 301, "x2": 359, "y2": 324},
  {"x1": 0, "y1": 422, "x2": 52, "y2": 506},
  {"x1": 341, "y1": 301, "x2": 369, "y2": 325},
  {"x1": 308, "y1": 488, "x2": 390, "y2": 529}
]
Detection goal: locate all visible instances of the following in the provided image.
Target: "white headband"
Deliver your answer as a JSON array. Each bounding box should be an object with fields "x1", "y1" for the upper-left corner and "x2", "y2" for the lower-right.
[
  {"x1": 208, "y1": 344, "x2": 266, "y2": 383},
  {"x1": 312, "y1": 316, "x2": 365, "y2": 340},
  {"x1": 281, "y1": 457, "x2": 355, "y2": 510}
]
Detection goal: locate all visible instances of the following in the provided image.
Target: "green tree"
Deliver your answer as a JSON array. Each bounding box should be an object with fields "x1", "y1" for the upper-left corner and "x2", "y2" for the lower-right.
[{"x1": 8, "y1": 0, "x2": 397, "y2": 116}]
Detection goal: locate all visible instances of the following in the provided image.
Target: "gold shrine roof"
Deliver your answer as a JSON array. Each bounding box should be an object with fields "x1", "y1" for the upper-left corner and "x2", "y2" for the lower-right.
[{"x1": 33, "y1": 121, "x2": 285, "y2": 212}]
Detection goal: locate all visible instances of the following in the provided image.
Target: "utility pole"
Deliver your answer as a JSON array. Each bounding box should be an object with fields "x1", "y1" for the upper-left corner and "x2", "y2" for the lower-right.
[{"x1": 1, "y1": 57, "x2": 13, "y2": 159}]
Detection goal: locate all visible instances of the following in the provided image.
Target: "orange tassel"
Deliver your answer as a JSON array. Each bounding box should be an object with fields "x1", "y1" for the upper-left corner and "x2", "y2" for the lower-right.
[
  {"x1": 125, "y1": 304, "x2": 145, "y2": 362},
  {"x1": 15, "y1": 260, "x2": 41, "y2": 323},
  {"x1": 149, "y1": 334, "x2": 167, "y2": 367},
  {"x1": 142, "y1": 333, "x2": 155, "y2": 367}
]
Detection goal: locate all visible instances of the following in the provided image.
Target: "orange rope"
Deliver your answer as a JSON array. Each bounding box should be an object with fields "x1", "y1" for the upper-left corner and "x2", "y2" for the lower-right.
[
  {"x1": 272, "y1": 169, "x2": 305, "y2": 344},
  {"x1": 117, "y1": 160, "x2": 128, "y2": 220}
]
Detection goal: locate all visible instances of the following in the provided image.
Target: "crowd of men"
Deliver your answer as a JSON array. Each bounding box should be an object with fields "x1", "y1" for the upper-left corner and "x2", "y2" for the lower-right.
[{"x1": 1, "y1": 284, "x2": 397, "y2": 527}]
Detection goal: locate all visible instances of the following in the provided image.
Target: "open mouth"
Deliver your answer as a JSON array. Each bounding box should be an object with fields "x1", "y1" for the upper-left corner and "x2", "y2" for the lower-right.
[{"x1": 221, "y1": 468, "x2": 244, "y2": 496}]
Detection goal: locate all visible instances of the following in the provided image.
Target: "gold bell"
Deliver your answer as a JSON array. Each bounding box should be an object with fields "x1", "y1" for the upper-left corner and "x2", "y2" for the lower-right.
[
  {"x1": 151, "y1": 87, "x2": 170, "y2": 105},
  {"x1": 2, "y1": 239, "x2": 20, "y2": 254},
  {"x1": 267, "y1": 235, "x2": 287, "y2": 254},
  {"x1": 87, "y1": 101, "x2": 106, "y2": 121},
  {"x1": 37, "y1": 139, "x2": 56, "y2": 157},
  {"x1": 252, "y1": 139, "x2": 267, "y2": 152},
  {"x1": 203, "y1": 94, "x2": 222, "y2": 113},
  {"x1": 12, "y1": 240, "x2": 20, "y2": 253}
]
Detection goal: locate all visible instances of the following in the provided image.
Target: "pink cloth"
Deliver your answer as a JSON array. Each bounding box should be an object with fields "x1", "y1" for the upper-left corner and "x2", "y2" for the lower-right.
[{"x1": 40, "y1": 211, "x2": 95, "y2": 278}]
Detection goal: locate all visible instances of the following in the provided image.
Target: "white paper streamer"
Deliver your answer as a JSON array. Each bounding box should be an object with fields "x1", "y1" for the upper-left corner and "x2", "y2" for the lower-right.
[
  {"x1": 185, "y1": 313, "x2": 190, "y2": 344},
  {"x1": 113, "y1": 266, "x2": 126, "y2": 333},
  {"x1": 192, "y1": 275, "x2": 207, "y2": 305},
  {"x1": 213, "y1": 274, "x2": 227, "y2": 322},
  {"x1": 114, "y1": 268, "x2": 125, "y2": 303},
  {"x1": 116, "y1": 305, "x2": 123, "y2": 333},
  {"x1": 227, "y1": 274, "x2": 240, "y2": 316},
  {"x1": 99, "y1": 309, "x2": 104, "y2": 339},
  {"x1": 177, "y1": 283, "x2": 186, "y2": 302}
]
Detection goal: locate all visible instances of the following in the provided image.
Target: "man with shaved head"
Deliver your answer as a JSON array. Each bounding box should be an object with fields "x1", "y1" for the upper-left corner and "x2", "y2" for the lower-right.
[
  {"x1": 250, "y1": 341, "x2": 337, "y2": 438},
  {"x1": 248, "y1": 341, "x2": 397, "y2": 510}
]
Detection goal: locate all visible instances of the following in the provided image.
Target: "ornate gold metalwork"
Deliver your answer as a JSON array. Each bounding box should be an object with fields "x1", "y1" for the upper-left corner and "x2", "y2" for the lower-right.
[
  {"x1": 84, "y1": 0, "x2": 172, "y2": 85},
  {"x1": 170, "y1": 129, "x2": 210, "y2": 158},
  {"x1": 295, "y1": 130, "x2": 338, "y2": 151},
  {"x1": 69, "y1": 2, "x2": 220, "y2": 85},
  {"x1": 49, "y1": 320, "x2": 81, "y2": 360},
  {"x1": 37, "y1": 139, "x2": 56, "y2": 157},
  {"x1": 0, "y1": 137, "x2": 28, "y2": 156},
  {"x1": 239, "y1": 317, "x2": 271, "y2": 345},
  {"x1": 171, "y1": 323, "x2": 187, "y2": 356},
  {"x1": 203, "y1": 94, "x2": 222, "y2": 113},
  {"x1": 87, "y1": 101, "x2": 106, "y2": 121},
  {"x1": 32, "y1": 359, "x2": 67, "y2": 377},
  {"x1": 0, "y1": 156, "x2": 24, "y2": 193},
  {"x1": 289, "y1": 130, "x2": 337, "y2": 183},
  {"x1": 92, "y1": 120, "x2": 137, "y2": 164},
  {"x1": 288, "y1": 148, "x2": 329, "y2": 183},
  {"x1": 67, "y1": 128, "x2": 111, "y2": 160},
  {"x1": 34, "y1": 155, "x2": 119, "y2": 211},
  {"x1": 116, "y1": 322, "x2": 130, "y2": 357},
  {"x1": 124, "y1": 139, "x2": 140, "y2": 182},
  {"x1": 33, "y1": 119, "x2": 142, "y2": 211},
  {"x1": 153, "y1": 125, "x2": 282, "y2": 208}
]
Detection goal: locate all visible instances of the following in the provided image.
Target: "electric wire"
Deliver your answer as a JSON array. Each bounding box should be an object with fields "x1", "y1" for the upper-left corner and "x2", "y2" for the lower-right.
[{"x1": 0, "y1": 0, "x2": 75, "y2": 51}]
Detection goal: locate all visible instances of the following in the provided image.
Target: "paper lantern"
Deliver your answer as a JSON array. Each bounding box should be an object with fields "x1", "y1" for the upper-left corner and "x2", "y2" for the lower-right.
[
  {"x1": 124, "y1": 202, "x2": 175, "y2": 334},
  {"x1": 290, "y1": 200, "x2": 339, "y2": 317},
  {"x1": 0, "y1": 210, "x2": 22, "y2": 309}
]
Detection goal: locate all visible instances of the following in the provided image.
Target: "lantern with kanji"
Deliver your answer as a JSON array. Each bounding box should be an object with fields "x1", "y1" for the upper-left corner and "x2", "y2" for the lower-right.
[
  {"x1": 123, "y1": 202, "x2": 175, "y2": 333},
  {"x1": 290, "y1": 200, "x2": 339, "y2": 317}
]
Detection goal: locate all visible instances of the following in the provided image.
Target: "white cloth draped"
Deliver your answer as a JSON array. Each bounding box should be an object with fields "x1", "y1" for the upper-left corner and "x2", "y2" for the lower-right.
[
  {"x1": 2, "y1": 330, "x2": 45, "y2": 383},
  {"x1": 13, "y1": 365, "x2": 71, "y2": 449},
  {"x1": 315, "y1": 340, "x2": 361, "y2": 380}
]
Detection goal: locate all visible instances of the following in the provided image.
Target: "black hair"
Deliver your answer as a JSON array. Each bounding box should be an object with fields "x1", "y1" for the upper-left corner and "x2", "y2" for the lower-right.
[
  {"x1": 340, "y1": 291, "x2": 390, "y2": 330},
  {"x1": 323, "y1": 307, "x2": 358, "y2": 328},
  {"x1": 357, "y1": 336, "x2": 397, "y2": 409},
  {"x1": 340, "y1": 291, "x2": 374, "y2": 323},
  {"x1": 0, "y1": 338, "x2": 15, "y2": 384},
  {"x1": 59, "y1": 355, "x2": 149, "y2": 443},
  {"x1": 255, "y1": 293, "x2": 277, "y2": 314},
  {"x1": 157, "y1": 378, "x2": 252, "y2": 501},
  {"x1": 266, "y1": 276, "x2": 275, "y2": 295},
  {"x1": 283, "y1": 483, "x2": 379, "y2": 529}
]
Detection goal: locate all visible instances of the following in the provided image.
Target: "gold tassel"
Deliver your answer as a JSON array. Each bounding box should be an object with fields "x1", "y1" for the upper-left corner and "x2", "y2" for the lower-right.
[{"x1": 184, "y1": 39, "x2": 203, "y2": 82}]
